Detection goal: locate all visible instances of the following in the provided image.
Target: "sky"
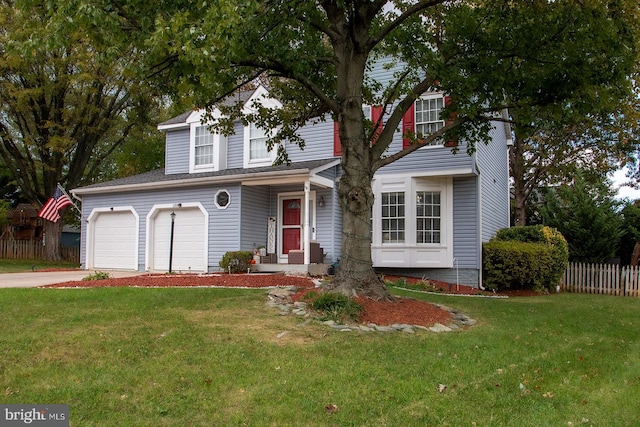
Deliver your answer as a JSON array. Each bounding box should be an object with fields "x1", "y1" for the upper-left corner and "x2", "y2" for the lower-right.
[{"x1": 611, "y1": 167, "x2": 640, "y2": 200}]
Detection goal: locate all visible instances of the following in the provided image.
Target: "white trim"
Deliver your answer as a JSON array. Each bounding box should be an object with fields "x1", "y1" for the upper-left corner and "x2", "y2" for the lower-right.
[
  {"x1": 72, "y1": 167, "x2": 332, "y2": 196},
  {"x1": 145, "y1": 202, "x2": 209, "y2": 272},
  {"x1": 187, "y1": 109, "x2": 227, "y2": 173},
  {"x1": 371, "y1": 176, "x2": 453, "y2": 268},
  {"x1": 214, "y1": 189, "x2": 231, "y2": 210},
  {"x1": 277, "y1": 190, "x2": 316, "y2": 264},
  {"x1": 242, "y1": 86, "x2": 282, "y2": 168},
  {"x1": 86, "y1": 207, "x2": 139, "y2": 270}
]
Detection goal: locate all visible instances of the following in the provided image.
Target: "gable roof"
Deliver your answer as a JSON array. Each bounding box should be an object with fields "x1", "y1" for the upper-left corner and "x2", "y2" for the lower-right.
[
  {"x1": 72, "y1": 158, "x2": 340, "y2": 196},
  {"x1": 157, "y1": 89, "x2": 258, "y2": 130}
]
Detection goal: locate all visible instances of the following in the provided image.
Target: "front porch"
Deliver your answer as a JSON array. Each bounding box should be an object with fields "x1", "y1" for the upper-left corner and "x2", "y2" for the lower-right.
[{"x1": 250, "y1": 262, "x2": 330, "y2": 276}]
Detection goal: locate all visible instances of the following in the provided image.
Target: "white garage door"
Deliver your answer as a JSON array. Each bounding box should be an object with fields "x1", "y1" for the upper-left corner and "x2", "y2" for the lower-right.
[
  {"x1": 92, "y1": 211, "x2": 137, "y2": 270},
  {"x1": 152, "y1": 208, "x2": 206, "y2": 272}
]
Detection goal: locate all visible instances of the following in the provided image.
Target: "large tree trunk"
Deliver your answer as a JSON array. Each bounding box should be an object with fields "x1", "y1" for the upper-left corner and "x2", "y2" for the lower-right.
[
  {"x1": 42, "y1": 220, "x2": 64, "y2": 261},
  {"x1": 323, "y1": 60, "x2": 392, "y2": 300},
  {"x1": 510, "y1": 132, "x2": 528, "y2": 226},
  {"x1": 327, "y1": 165, "x2": 391, "y2": 301}
]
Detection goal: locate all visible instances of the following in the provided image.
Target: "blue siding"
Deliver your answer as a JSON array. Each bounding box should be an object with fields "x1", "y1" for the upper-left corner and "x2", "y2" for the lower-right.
[
  {"x1": 287, "y1": 119, "x2": 335, "y2": 162},
  {"x1": 226, "y1": 121, "x2": 244, "y2": 169},
  {"x1": 240, "y1": 186, "x2": 271, "y2": 251},
  {"x1": 477, "y1": 122, "x2": 511, "y2": 241},
  {"x1": 453, "y1": 177, "x2": 479, "y2": 269},
  {"x1": 165, "y1": 128, "x2": 189, "y2": 174},
  {"x1": 79, "y1": 184, "x2": 242, "y2": 272}
]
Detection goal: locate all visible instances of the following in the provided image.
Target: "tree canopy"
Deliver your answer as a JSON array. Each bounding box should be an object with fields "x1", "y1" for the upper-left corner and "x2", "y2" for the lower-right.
[
  {"x1": 0, "y1": 0, "x2": 172, "y2": 258},
  {"x1": 540, "y1": 174, "x2": 622, "y2": 263},
  {"x1": 140, "y1": 0, "x2": 639, "y2": 297}
]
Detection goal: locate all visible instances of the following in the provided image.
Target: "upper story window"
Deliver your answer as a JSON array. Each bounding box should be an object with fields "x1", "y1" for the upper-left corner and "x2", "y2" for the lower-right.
[
  {"x1": 415, "y1": 96, "x2": 444, "y2": 137},
  {"x1": 186, "y1": 110, "x2": 227, "y2": 174},
  {"x1": 243, "y1": 121, "x2": 277, "y2": 168},
  {"x1": 402, "y1": 93, "x2": 447, "y2": 149},
  {"x1": 249, "y1": 123, "x2": 269, "y2": 161},
  {"x1": 194, "y1": 126, "x2": 214, "y2": 166}
]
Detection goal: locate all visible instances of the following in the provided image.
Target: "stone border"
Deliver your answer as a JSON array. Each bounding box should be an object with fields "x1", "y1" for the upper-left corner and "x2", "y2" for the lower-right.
[{"x1": 266, "y1": 287, "x2": 477, "y2": 334}]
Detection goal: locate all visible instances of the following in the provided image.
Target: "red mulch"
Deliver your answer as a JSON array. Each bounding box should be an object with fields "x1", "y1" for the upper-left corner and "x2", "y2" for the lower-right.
[
  {"x1": 41, "y1": 272, "x2": 540, "y2": 327},
  {"x1": 43, "y1": 273, "x2": 316, "y2": 290}
]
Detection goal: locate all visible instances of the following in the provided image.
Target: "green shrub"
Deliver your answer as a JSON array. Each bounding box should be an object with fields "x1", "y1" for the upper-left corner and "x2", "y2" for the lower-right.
[
  {"x1": 305, "y1": 291, "x2": 363, "y2": 323},
  {"x1": 82, "y1": 271, "x2": 111, "y2": 281},
  {"x1": 484, "y1": 225, "x2": 569, "y2": 292},
  {"x1": 219, "y1": 251, "x2": 254, "y2": 273}
]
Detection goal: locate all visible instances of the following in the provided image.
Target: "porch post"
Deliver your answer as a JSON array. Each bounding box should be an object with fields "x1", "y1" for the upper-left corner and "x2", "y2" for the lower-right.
[{"x1": 303, "y1": 180, "x2": 311, "y2": 264}]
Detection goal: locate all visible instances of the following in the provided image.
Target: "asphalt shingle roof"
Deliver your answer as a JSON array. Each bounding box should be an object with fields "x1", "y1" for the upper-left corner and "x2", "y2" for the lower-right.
[{"x1": 74, "y1": 158, "x2": 339, "y2": 193}]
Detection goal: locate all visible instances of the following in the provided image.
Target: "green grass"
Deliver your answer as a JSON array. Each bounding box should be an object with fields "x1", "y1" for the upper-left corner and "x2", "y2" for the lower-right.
[
  {"x1": 1, "y1": 287, "x2": 639, "y2": 426},
  {"x1": 0, "y1": 258, "x2": 80, "y2": 273}
]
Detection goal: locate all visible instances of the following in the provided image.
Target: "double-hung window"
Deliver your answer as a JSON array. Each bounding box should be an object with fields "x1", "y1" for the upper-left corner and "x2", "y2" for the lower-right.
[
  {"x1": 415, "y1": 96, "x2": 444, "y2": 141},
  {"x1": 194, "y1": 126, "x2": 214, "y2": 166},
  {"x1": 381, "y1": 192, "x2": 405, "y2": 243},
  {"x1": 416, "y1": 191, "x2": 441, "y2": 244},
  {"x1": 249, "y1": 122, "x2": 269, "y2": 161}
]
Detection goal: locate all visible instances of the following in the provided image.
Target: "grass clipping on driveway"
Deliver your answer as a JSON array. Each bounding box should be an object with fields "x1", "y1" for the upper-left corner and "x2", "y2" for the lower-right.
[{"x1": 1, "y1": 287, "x2": 639, "y2": 426}]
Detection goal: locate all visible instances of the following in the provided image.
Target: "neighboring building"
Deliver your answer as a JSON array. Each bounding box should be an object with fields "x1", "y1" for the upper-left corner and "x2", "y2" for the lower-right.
[
  {"x1": 4, "y1": 203, "x2": 43, "y2": 241},
  {"x1": 72, "y1": 66, "x2": 511, "y2": 287}
]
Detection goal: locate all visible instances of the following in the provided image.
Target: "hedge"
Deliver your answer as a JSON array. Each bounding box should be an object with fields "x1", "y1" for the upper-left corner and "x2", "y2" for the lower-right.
[{"x1": 484, "y1": 225, "x2": 569, "y2": 292}]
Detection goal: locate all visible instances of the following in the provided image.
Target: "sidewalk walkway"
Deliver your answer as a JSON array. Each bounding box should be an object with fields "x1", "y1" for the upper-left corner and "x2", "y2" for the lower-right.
[{"x1": 0, "y1": 270, "x2": 145, "y2": 288}]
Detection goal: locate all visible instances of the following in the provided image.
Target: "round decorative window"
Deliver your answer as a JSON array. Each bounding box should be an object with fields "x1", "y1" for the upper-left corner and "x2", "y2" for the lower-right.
[{"x1": 215, "y1": 190, "x2": 230, "y2": 209}]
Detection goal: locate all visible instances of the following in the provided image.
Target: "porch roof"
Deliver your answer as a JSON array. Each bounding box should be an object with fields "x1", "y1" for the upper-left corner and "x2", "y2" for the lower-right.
[{"x1": 72, "y1": 158, "x2": 340, "y2": 196}]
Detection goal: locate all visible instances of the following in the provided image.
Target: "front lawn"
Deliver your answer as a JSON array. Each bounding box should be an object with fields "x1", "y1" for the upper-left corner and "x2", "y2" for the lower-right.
[
  {"x1": 0, "y1": 258, "x2": 80, "y2": 273},
  {"x1": 0, "y1": 287, "x2": 638, "y2": 426}
]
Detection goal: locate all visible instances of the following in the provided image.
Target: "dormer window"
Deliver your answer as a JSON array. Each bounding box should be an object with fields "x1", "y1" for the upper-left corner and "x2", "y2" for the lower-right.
[
  {"x1": 243, "y1": 121, "x2": 277, "y2": 168},
  {"x1": 249, "y1": 123, "x2": 269, "y2": 161},
  {"x1": 187, "y1": 116, "x2": 227, "y2": 173},
  {"x1": 194, "y1": 126, "x2": 214, "y2": 166}
]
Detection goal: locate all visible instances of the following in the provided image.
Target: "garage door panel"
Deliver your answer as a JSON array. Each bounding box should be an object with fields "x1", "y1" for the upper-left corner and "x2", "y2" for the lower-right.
[
  {"x1": 152, "y1": 208, "x2": 206, "y2": 272},
  {"x1": 93, "y1": 211, "x2": 137, "y2": 270}
]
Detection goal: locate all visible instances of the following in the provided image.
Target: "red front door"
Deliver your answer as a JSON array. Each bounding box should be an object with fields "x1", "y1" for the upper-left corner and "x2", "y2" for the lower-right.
[{"x1": 282, "y1": 198, "x2": 301, "y2": 254}]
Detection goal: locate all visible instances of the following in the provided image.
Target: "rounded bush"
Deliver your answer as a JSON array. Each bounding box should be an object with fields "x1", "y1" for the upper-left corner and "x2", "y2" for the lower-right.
[
  {"x1": 484, "y1": 225, "x2": 568, "y2": 292},
  {"x1": 219, "y1": 251, "x2": 254, "y2": 273}
]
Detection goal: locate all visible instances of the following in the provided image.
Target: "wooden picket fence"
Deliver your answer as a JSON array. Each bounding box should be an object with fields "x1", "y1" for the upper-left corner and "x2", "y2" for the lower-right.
[
  {"x1": 0, "y1": 239, "x2": 79, "y2": 262},
  {"x1": 562, "y1": 262, "x2": 640, "y2": 297}
]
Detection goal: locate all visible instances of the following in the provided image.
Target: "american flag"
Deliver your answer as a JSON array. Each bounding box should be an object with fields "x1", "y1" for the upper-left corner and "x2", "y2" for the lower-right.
[{"x1": 38, "y1": 187, "x2": 73, "y2": 222}]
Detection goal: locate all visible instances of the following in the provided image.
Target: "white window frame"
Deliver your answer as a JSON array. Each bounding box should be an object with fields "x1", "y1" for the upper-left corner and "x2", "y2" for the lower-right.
[
  {"x1": 381, "y1": 191, "x2": 405, "y2": 244},
  {"x1": 194, "y1": 125, "x2": 214, "y2": 167},
  {"x1": 187, "y1": 109, "x2": 227, "y2": 173},
  {"x1": 242, "y1": 86, "x2": 281, "y2": 168},
  {"x1": 416, "y1": 191, "x2": 441, "y2": 244},
  {"x1": 372, "y1": 175, "x2": 453, "y2": 268},
  {"x1": 415, "y1": 94, "x2": 445, "y2": 146}
]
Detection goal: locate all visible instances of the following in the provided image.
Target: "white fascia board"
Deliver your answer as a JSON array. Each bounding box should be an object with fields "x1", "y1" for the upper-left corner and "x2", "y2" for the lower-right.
[
  {"x1": 242, "y1": 85, "x2": 282, "y2": 114},
  {"x1": 157, "y1": 122, "x2": 190, "y2": 131}
]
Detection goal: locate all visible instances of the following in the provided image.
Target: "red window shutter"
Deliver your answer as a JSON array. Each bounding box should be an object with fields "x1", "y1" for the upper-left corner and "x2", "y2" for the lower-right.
[
  {"x1": 371, "y1": 105, "x2": 383, "y2": 145},
  {"x1": 333, "y1": 122, "x2": 342, "y2": 156},
  {"x1": 402, "y1": 102, "x2": 415, "y2": 149},
  {"x1": 443, "y1": 95, "x2": 457, "y2": 147}
]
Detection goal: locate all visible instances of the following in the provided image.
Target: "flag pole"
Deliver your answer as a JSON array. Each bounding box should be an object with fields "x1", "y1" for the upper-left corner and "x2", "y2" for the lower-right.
[{"x1": 56, "y1": 183, "x2": 82, "y2": 216}]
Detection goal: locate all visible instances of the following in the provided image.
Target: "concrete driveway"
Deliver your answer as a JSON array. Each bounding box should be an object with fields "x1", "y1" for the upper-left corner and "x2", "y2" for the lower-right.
[{"x1": 0, "y1": 270, "x2": 145, "y2": 288}]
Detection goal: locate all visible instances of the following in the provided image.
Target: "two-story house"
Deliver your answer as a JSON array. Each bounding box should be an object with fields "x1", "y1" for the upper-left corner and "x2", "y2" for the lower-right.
[{"x1": 72, "y1": 66, "x2": 511, "y2": 287}]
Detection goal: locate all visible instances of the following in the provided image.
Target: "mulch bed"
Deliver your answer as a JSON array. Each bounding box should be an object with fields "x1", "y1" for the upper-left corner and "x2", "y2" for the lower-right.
[{"x1": 41, "y1": 271, "x2": 542, "y2": 327}]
